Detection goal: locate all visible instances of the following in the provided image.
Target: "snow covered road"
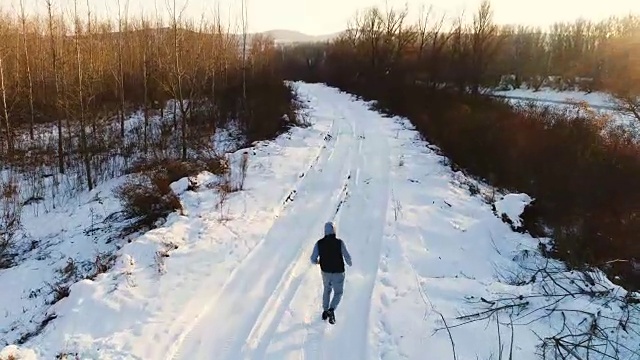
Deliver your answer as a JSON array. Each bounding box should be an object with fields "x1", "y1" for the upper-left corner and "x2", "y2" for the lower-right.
[
  {"x1": 162, "y1": 84, "x2": 394, "y2": 360},
  {"x1": 165, "y1": 87, "x2": 372, "y2": 359},
  {"x1": 5, "y1": 82, "x2": 639, "y2": 360},
  {"x1": 244, "y1": 91, "x2": 393, "y2": 360}
]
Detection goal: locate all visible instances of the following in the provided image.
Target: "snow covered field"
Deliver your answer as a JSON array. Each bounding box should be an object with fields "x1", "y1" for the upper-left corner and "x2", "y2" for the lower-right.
[
  {"x1": 493, "y1": 87, "x2": 618, "y2": 109},
  {"x1": 2, "y1": 83, "x2": 639, "y2": 359},
  {"x1": 493, "y1": 87, "x2": 640, "y2": 134}
]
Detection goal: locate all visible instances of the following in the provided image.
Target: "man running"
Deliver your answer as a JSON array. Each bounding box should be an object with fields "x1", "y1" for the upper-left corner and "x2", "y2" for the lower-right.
[{"x1": 310, "y1": 221, "x2": 352, "y2": 324}]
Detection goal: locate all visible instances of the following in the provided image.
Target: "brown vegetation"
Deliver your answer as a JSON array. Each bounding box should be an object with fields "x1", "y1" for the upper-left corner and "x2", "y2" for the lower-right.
[
  {"x1": 0, "y1": 173, "x2": 21, "y2": 268},
  {"x1": 0, "y1": 0, "x2": 300, "y2": 195},
  {"x1": 0, "y1": 0, "x2": 303, "y2": 265},
  {"x1": 280, "y1": 1, "x2": 640, "y2": 289}
]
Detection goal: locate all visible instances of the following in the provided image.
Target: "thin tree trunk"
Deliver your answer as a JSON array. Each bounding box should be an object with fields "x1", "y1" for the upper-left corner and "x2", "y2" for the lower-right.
[
  {"x1": 60, "y1": 34, "x2": 72, "y2": 143},
  {"x1": 20, "y1": 0, "x2": 35, "y2": 140},
  {"x1": 143, "y1": 47, "x2": 149, "y2": 153},
  {"x1": 74, "y1": 0, "x2": 92, "y2": 190},
  {"x1": 211, "y1": 16, "x2": 220, "y2": 102},
  {"x1": 241, "y1": 0, "x2": 248, "y2": 105},
  {"x1": 47, "y1": 0, "x2": 64, "y2": 174},
  {"x1": 117, "y1": 0, "x2": 127, "y2": 138},
  {"x1": 0, "y1": 56, "x2": 12, "y2": 154},
  {"x1": 14, "y1": 29, "x2": 21, "y2": 95},
  {"x1": 171, "y1": 0, "x2": 187, "y2": 160},
  {"x1": 86, "y1": 0, "x2": 96, "y2": 134},
  {"x1": 172, "y1": 100, "x2": 177, "y2": 130}
]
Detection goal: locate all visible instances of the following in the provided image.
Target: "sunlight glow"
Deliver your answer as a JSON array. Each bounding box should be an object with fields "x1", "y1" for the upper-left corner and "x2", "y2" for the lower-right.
[{"x1": 6, "y1": 0, "x2": 640, "y2": 35}]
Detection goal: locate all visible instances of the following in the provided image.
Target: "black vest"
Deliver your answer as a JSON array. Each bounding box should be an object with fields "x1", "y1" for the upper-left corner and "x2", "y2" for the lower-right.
[{"x1": 317, "y1": 235, "x2": 345, "y2": 273}]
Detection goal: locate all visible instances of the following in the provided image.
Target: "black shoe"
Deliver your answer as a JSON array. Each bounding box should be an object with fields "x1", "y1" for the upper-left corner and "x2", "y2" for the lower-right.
[
  {"x1": 328, "y1": 308, "x2": 336, "y2": 324},
  {"x1": 322, "y1": 310, "x2": 329, "y2": 320}
]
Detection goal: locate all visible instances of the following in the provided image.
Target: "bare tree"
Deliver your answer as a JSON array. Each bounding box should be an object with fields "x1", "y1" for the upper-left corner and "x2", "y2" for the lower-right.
[
  {"x1": 165, "y1": 0, "x2": 191, "y2": 159},
  {"x1": 0, "y1": 46, "x2": 11, "y2": 154},
  {"x1": 470, "y1": 0, "x2": 499, "y2": 94},
  {"x1": 449, "y1": 13, "x2": 469, "y2": 93},
  {"x1": 609, "y1": 86, "x2": 640, "y2": 123},
  {"x1": 381, "y1": 5, "x2": 414, "y2": 75},
  {"x1": 604, "y1": 27, "x2": 640, "y2": 123},
  {"x1": 414, "y1": 5, "x2": 432, "y2": 62},
  {"x1": 351, "y1": 8, "x2": 385, "y2": 73}
]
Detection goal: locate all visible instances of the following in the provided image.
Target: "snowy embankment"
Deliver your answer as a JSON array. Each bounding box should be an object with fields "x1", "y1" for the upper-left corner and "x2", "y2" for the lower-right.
[
  {"x1": 0, "y1": 176, "x2": 125, "y2": 346},
  {"x1": 0, "y1": 105, "x2": 244, "y2": 352},
  {"x1": 2, "y1": 83, "x2": 639, "y2": 359}
]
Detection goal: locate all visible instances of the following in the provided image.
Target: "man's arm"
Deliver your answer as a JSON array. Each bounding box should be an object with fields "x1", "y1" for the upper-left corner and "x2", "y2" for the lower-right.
[
  {"x1": 310, "y1": 241, "x2": 320, "y2": 264},
  {"x1": 341, "y1": 240, "x2": 352, "y2": 266}
]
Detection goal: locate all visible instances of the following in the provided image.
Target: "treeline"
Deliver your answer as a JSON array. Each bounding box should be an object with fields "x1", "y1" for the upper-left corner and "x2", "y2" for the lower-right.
[
  {"x1": 282, "y1": 3, "x2": 640, "y2": 97},
  {"x1": 0, "y1": 1, "x2": 298, "y2": 197},
  {"x1": 497, "y1": 15, "x2": 640, "y2": 93},
  {"x1": 280, "y1": 1, "x2": 640, "y2": 289}
]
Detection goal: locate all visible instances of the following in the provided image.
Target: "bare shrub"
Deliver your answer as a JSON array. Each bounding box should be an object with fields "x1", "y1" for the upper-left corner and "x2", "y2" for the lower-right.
[
  {"x1": 238, "y1": 152, "x2": 249, "y2": 190},
  {"x1": 114, "y1": 173, "x2": 182, "y2": 234},
  {"x1": 213, "y1": 151, "x2": 250, "y2": 218},
  {"x1": 57, "y1": 258, "x2": 78, "y2": 282},
  {"x1": 128, "y1": 160, "x2": 193, "y2": 180},
  {"x1": 438, "y1": 259, "x2": 640, "y2": 359},
  {"x1": 116, "y1": 152, "x2": 240, "y2": 232},
  {"x1": 0, "y1": 175, "x2": 22, "y2": 268},
  {"x1": 48, "y1": 282, "x2": 71, "y2": 304},
  {"x1": 154, "y1": 241, "x2": 179, "y2": 275},
  {"x1": 55, "y1": 353, "x2": 79, "y2": 360},
  {"x1": 91, "y1": 252, "x2": 115, "y2": 279},
  {"x1": 215, "y1": 173, "x2": 238, "y2": 222},
  {"x1": 154, "y1": 250, "x2": 169, "y2": 275}
]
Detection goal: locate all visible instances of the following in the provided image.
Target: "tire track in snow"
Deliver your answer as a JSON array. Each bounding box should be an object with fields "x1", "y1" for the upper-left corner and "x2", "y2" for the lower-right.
[
  {"x1": 313, "y1": 98, "x2": 392, "y2": 360},
  {"x1": 241, "y1": 170, "x2": 354, "y2": 359},
  {"x1": 265, "y1": 93, "x2": 390, "y2": 360},
  {"x1": 165, "y1": 106, "x2": 357, "y2": 360},
  {"x1": 282, "y1": 116, "x2": 339, "y2": 208},
  {"x1": 209, "y1": 90, "x2": 360, "y2": 360},
  {"x1": 241, "y1": 105, "x2": 360, "y2": 360},
  {"x1": 296, "y1": 116, "x2": 364, "y2": 360}
]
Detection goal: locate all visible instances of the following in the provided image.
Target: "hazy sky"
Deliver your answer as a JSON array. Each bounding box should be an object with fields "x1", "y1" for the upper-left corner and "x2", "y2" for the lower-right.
[
  {"x1": 7, "y1": 0, "x2": 640, "y2": 35},
  {"x1": 246, "y1": 0, "x2": 640, "y2": 34}
]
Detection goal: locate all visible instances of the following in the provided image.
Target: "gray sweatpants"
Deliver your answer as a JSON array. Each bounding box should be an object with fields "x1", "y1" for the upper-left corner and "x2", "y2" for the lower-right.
[{"x1": 321, "y1": 271, "x2": 345, "y2": 311}]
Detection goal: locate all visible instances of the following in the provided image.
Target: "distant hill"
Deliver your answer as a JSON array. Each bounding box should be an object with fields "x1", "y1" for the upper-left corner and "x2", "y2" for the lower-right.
[
  {"x1": 256, "y1": 29, "x2": 342, "y2": 44},
  {"x1": 67, "y1": 27, "x2": 342, "y2": 47}
]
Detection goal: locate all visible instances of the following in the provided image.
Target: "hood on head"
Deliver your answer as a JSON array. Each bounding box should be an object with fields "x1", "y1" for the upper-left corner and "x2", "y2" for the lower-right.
[{"x1": 324, "y1": 221, "x2": 335, "y2": 236}]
